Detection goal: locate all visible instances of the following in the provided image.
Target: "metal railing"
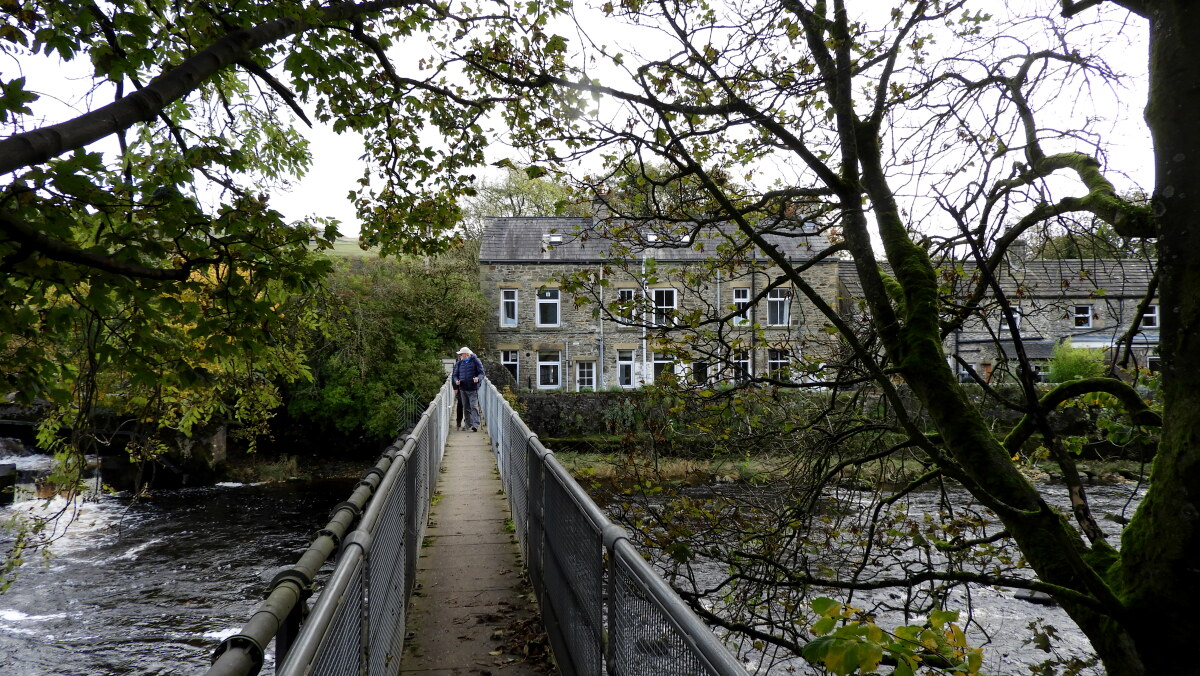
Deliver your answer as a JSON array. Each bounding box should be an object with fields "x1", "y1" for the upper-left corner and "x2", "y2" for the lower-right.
[
  {"x1": 480, "y1": 381, "x2": 747, "y2": 676},
  {"x1": 207, "y1": 380, "x2": 451, "y2": 676},
  {"x1": 210, "y1": 377, "x2": 743, "y2": 675}
]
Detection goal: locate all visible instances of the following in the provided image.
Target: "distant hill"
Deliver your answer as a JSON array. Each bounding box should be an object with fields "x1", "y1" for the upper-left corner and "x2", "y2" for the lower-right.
[{"x1": 324, "y1": 237, "x2": 380, "y2": 258}]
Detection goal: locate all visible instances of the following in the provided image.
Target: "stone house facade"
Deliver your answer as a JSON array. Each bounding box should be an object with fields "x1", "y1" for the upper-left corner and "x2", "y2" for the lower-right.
[
  {"x1": 479, "y1": 217, "x2": 1158, "y2": 389},
  {"x1": 835, "y1": 248, "x2": 1160, "y2": 382},
  {"x1": 948, "y1": 251, "x2": 1159, "y2": 380},
  {"x1": 478, "y1": 217, "x2": 842, "y2": 391}
]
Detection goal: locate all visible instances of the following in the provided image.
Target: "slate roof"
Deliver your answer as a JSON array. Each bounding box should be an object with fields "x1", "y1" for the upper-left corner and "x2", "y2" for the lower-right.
[
  {"x1": 992, "y1": 259, "x2": 1156, "y2": 299},
  {"x1": 836, "y1": 257, "x2": 1157, "y2": 301},
  {"x1": 479, "y1": 217, "x2": 833, "y2": 263}
]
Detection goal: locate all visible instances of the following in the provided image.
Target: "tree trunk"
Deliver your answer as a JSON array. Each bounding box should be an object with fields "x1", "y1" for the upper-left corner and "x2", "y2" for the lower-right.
[{"x1": 1114, "y1": 2, "x2": 1200, "y2": 674}]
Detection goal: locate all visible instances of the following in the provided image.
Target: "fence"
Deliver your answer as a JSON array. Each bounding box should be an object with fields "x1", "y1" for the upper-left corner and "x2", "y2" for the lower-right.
[
  {"x1": 208, "y1": 377, "x2": 744, "y2": 675},
  {"x1": 479, "y1": 380, "x2": 747, "y2": 676},
  {"x1": 206, "y1": 380, "x2": 451, "y2": 676}
]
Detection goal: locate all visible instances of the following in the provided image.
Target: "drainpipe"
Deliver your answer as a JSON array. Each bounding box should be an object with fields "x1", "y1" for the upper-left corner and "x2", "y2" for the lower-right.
[
  {"x1": 750, "y1": 255, "x2": 758, "y2": 376},
  {"x1": 598, "y1": 266, "x2": 606, "y2": 389},
  {"x1": 641, "y1": 254, "x2": 648, "y2": 385}
]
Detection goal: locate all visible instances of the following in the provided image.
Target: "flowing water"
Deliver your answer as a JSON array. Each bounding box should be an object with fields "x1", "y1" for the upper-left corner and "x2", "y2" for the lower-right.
[
  {"x1": 611, "y1": 474, "x2": 1146, "y2": 675},
  {"x1": 0, "y1": 439, "x2": 355, "y2": 676}
]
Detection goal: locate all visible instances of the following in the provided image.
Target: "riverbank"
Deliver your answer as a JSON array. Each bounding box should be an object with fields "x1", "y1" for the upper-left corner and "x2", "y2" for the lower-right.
[
  {"x1": 553, "y1": 450, "x2": 1149, "y2": 496},
  {"x1": 219, "y1": 453, "x2": 375, "y2": 484}
]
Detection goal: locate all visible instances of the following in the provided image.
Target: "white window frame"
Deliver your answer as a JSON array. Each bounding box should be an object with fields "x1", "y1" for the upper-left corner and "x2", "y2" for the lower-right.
[
  {"x1": 1073, "y1": 304, "x2": 1093, "y2": 329},
  {"x1": 500, "y1": 289, "x2": 518, "y2": 327},
  {"x1": 767, "y1": 348, "x2": 790, "y2": 380},
  {"x1": 999, "y1": 303, "x2": 1022, "y2": 331},
  {"x1": 732, "y1": 287, "x2": 750, "y2": 325},
  {"x1": 537, "y1": 350, "x2": 561, "y2": 389},
  {"x1": 575, "y1": 361, "x2": 595, "y2": 391},
  {"x1": 537, "y1": 289, "x2": 561, "y2": 327},
  {"x1": 653, "y1": 288, "x2": 677, "y2": 327},
  {"x1": 1142, "y1": 305, "x2": 1159, "y2": 329},
  {"x1": 652, "y1": 352, "x2": 675, "y2": 382},
  {"x1": 732, "y1": 350, "x2": 752, "y2": 382},
  {"x1": 501, "y1": 350, "x2": 519, "y2": 382},
  {"x1": 767, "y1": 288, "x2": 791, "y2": 327},
  {"x1": 617, "y1": 350, "x2": 635, "y2": 388},
  {"x1": 616, "y1": 288, "x2": 637, "y2": 323}
]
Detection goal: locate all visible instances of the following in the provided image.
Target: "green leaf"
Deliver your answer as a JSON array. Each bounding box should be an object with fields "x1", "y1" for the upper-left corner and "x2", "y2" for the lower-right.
[{"x1": 811, "y1": 597, "x2": 840, "y2": 615}]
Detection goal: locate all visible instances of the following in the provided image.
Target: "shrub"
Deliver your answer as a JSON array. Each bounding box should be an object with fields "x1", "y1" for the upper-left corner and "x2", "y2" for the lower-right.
[{"x1": 1046, "y1": 341, "x2": 1105, "y2": 382}]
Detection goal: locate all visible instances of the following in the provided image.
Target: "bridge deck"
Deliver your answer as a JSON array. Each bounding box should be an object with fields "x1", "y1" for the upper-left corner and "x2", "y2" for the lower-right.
[{"x1": 400, "y1": 425, "x2": 549, "y2": 675}]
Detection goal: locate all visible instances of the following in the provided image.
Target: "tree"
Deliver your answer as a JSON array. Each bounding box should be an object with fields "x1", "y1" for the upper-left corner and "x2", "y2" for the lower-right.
[
  {"x1": 459, "y1": 165, "x2": 587, "y2": 236},
  {"x1": 0, "y1": 2, "x2": 562, "y2": 473},
  {"x1": 1028, "y1": 192, "x2": 1157, "y2": 259},
  {"x1": 467, "y1": 1, "x2": 1184, "y2": 672},
  {"x1": 285, "y1": 251, "x2": 485, "y2": 443},
  {"x1": 0, "y1": 0, "x2": 566, "y2": 584}
]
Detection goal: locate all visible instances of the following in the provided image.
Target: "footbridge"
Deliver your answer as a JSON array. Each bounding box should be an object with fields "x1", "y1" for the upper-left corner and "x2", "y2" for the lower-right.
[{"x1": 206, "y1": 378, "x2": 746, "y2": 675}]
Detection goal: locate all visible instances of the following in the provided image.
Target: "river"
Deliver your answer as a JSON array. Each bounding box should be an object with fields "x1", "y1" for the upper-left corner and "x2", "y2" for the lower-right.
[
  {"x1": 0, "y1": 440, "x2": 355, "y2": 676},
  {"x1": 606, "y1": 473, "x2": 1146, "y2": 675}
]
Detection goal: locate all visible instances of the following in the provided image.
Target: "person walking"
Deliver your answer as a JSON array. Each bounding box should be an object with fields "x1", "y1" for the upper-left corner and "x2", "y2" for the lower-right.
[{"x1": 452, "y1": 346, "x2": 485, "y2": 432}]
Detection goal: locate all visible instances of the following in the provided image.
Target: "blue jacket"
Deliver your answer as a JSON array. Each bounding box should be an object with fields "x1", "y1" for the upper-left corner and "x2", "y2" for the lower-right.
[{"x1": 453, "y1": 355, "x2": 485, "y2": 391}]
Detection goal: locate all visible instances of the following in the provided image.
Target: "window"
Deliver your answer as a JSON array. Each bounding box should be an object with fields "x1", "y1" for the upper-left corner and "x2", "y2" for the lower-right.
[
  {"x1": 616, "y1": 288, "x2": 637, "y2": 322},
  {"x1": 732, "y1": 288, "x2": 750, "y2": 325},
  {"x1": 500, "y1": 289, "x2": 518, "y2": 327},
  {"x1": 653, "y1": 288, "x2": 676, "y2": 326},
  {"x1": 537, "y1": 289, "x2": 560, "y2": 327},
  {"x1": 767, "y1": 288, "x2": 791, "y2": 326},
  {"x1": 501, "y1": 350, "x2": 519, "y2": 381},
  {"x1": 617, "y1": 350, "x2": 635, "y2": 388},
  {"x1": 537, "y1": 350, "x2": 561, "y2": 389},
  {"x1": 732, "y1": 350, "x2": 752, "y2": 382},
  {"x1": 767, "y1": 349, "x2": 790, "y2": 380},
  {"x1": 1142, "y1": 305, "x2": 1159, "y2": 329},
  {"x1": 999, "y1": 303, "x2": 1022, "y2": 331},
  {"x1": 1073, "y1": 304, "x2": 1093, "y2": 328},
  {"x1": 576, "y1": 361, "x2": 595, "y2": 391},
  {"x1": 692, "y1": 361, "x2": 709, "y2": 385},
  {"x1": 652, "y1": 352, "x2": 675, "y2": 381}
]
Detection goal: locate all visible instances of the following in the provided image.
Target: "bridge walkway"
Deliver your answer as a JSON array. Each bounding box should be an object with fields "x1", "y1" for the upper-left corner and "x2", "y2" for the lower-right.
[{"x1": 400, "y1": 424, "x2": 548, "y2": 675}]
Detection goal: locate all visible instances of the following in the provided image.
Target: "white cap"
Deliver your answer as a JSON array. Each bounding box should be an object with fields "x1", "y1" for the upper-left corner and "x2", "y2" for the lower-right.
[{"x1": 456, "y1": 346, "x2": 472, "y2": 355}]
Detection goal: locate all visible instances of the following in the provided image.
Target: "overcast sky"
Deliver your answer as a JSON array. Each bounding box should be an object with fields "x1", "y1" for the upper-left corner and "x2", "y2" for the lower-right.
[{"x1": 7, "y1": 1, "x2": 1153, "y2": 241}]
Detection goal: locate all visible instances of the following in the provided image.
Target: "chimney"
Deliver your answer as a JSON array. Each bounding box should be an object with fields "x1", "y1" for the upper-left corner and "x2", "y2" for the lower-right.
[
  {"x1": 591, "y1": 189, "x2": 611, "y2": 224},
  {"x1": 1005, "y1": 232, "x2": 1028, "y2": 265}
]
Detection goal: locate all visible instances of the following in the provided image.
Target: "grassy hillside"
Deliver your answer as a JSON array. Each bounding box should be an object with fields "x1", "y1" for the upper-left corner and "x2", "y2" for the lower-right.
[{"x1": 325, "y1": 237, "x2": 380, "y2": 258}]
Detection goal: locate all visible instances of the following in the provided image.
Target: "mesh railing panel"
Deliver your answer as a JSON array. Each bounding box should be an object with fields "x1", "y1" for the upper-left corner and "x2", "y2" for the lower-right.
[
  {"x1": 369, "y1": 464, "x2": 409, "y2": 676},
  {"x1": 610, "y1": 550, "x2": 718, "y2": 676},
  {"x1": 543, "y1": 472, "x2": 604, "y2": 675},
  {"x1": 404, "y1": 444, "x2": 423, "y2": 599},
  {"x1": 274, "y1": 383, "x2": 450, "y2": 676},
  {"x1": 309, "y1": 561, "x2": 365, "y2": 676},
  {"x1": 479, "y1": 381, "x2": 746, "y2": 676},
  {"x1": 507, "y1": 421, "x2": 531, "y2": 557}
]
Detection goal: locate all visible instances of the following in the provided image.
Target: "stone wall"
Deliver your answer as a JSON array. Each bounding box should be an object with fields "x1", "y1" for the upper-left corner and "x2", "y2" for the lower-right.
[{"x1": 480, "y1": 258, "x2": 844, "y2": 392}]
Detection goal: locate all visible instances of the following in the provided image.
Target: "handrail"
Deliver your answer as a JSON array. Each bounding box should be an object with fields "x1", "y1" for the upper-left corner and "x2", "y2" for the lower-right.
[
  {"x1": 207, "y1": 380, "x2": 452, "y2": 676},
  {"x1": 480, "y1": 381, "x2": 747, "y2": 675},
  {"x1": 210, "y1": 378, "x2": 742, "y2": 675}
]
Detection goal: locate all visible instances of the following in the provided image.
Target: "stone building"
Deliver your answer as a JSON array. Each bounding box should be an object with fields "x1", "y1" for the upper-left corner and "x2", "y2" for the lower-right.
[
  {"x1": 835, "y1": 248, "x2": 1160, "y2": 382},
  {"x1": 479, "y1": 215, "x2": 1159, "y2": 389},
  {"x1": 948, "y1": 252, "x2": 1160, "y2": 380},
  {"x1": 477, "y1": 216, "x2": 841, "y2": 391}
]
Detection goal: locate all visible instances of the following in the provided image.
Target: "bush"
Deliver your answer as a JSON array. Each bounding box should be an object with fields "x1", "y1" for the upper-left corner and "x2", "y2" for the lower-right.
[{"x1": 1046, "y1": 341, "x2": 1105, "y2": 382}]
